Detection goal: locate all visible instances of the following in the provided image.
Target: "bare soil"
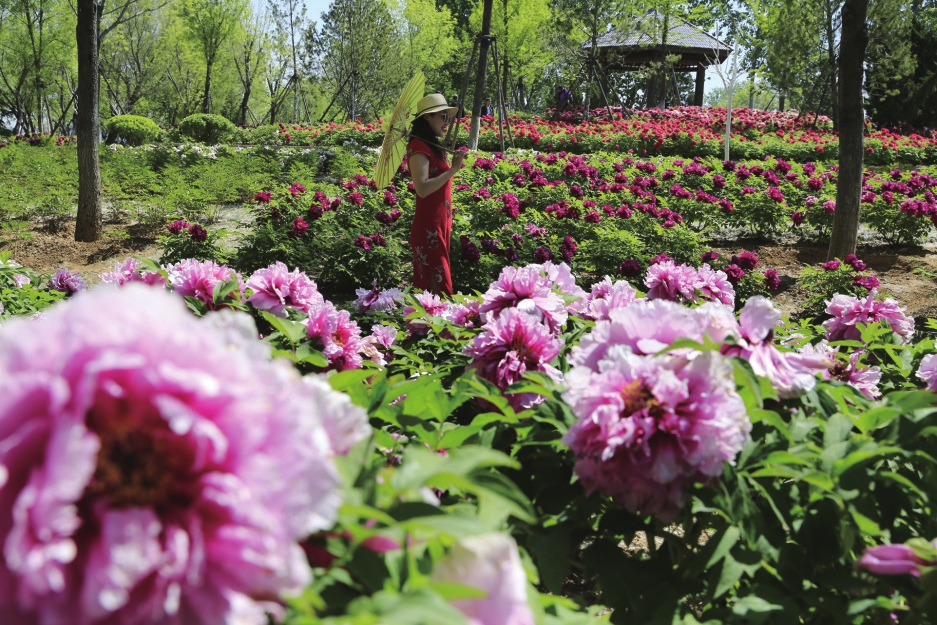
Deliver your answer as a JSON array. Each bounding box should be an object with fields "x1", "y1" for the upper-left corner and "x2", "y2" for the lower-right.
[{"x1": 4, "y1": 219, "x2": 937, "y2": 322}]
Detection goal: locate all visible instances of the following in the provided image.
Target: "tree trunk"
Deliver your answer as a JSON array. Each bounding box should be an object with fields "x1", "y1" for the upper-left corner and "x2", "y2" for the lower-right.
[
  {"x1": 828, "y1": 0, "x2": 869, "y2": 260},
  {"x1": 201, "y1": 59, "x2": 213, "y2": 113},
  {"x1": 468, "y1": 0, "x2": 493, "y2": 150},
  {"x1": 75, "y1": 0, "x2": 102, "y2": 243}
]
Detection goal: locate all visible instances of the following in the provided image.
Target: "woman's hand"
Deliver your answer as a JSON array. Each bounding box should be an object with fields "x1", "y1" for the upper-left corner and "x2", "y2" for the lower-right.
[{"x1": 451, "y1": 150, "x2": 466, "y2": 170}]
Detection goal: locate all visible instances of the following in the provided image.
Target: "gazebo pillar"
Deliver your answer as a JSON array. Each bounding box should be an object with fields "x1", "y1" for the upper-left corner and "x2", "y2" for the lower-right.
[{"x1": 694, "y1": 65, "x2": 705, "y2": 106}]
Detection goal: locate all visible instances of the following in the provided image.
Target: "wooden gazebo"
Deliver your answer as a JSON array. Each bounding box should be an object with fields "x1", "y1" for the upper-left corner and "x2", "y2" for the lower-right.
[{"x1": 585, "y1": 12, "x2": 731, "y2": 107}]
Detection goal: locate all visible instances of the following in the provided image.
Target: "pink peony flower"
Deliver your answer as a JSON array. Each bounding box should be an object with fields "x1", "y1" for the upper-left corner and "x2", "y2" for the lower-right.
[
  {"x1": 570, "y1": 299, "x2": 738, "y2": 371},
  {"x1": 48, "y1": 269, "x2": 86, "y2": 295},
  {"x1": 723, "y1": 297, "x2": 829, "y2": 398},
  {"x1": 353, "y1": 282, "x2": 404, "y2": 313},
  {"x1": 480, "y1": 265, "x2": 568, "y2": 335},
  {"x1": 856, "y1": 543, "x2": 934, "y2": 577},
  {"x1": 823, "y1": 290, "x2": 915, "y2": 343},
  {"x1": 563, "y1": 347, "x2": 750, "y2": 522},
  {"x1": 431, "y1": 533, "x2": 535, "y2": 625},
  {"x1": 824, "y1": 348, "x2": 883, "y2": 399},
  {"x1": 165, "y1": 259, "x2": 244, "y2": 310},
  {"x1": 0, "y1": 285, "x2": 364, "y2": 624},
  {"x1": 246, "y1": 261, "x2": 323, "y2": 317},
  {"x1": 579, "y1": 277, "x2": 639, "y2": 321},
  {"x1": 644, "y1": 260, "x2": 697, "y2": 302},
  {"x1": 465, "y1": 308, "x2": 562, "y2": 410},
  {"x1": 916, "y1": 354, "x2": 937, "y2": 391},
  {"x1": 442, "y1": 298, "x2": 483, "y2": 329},
  {"x1": 403, "y1": 291, "x2": 449, "y2": 336},
  {"x1": 98, "y1": 257, "x2": 167, "y2": 288},
  {"x1": 13, "y1": 273, "x2": 31, "y2": 288},
  {"x1": 305, "y1": 301, "x2": 365, "y2": 371},
  {"x1": 695, "y1": 264, "x2": 735, "y2": 307}
]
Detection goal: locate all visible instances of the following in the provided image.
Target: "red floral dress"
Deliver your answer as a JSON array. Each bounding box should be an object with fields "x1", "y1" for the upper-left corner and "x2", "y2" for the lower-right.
[{"x1": 407, "y1": 138, "x2": 453, "y2": 295}]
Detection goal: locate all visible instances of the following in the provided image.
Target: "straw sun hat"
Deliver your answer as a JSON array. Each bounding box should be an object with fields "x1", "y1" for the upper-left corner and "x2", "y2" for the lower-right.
[{"x1": 415, "y1": 93, "x2": 458, "y2": 118}]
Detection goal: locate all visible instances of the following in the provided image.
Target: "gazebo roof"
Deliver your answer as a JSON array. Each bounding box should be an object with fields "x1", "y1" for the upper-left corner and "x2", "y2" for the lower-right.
[{"x1": 586, "y1": 11, "x2": 731, "y2": 72}]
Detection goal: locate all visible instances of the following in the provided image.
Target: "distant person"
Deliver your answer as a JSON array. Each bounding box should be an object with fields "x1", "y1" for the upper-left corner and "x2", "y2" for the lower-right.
[
  {"x1": 480, "y1": 97, "x2": 494, "y2": 116},
  {"x1": 557, "y1": 86, "x2": 571, "y2": 112},
  {"x1": 451, "y1": 94, "x2": 462, "y2": 119}
]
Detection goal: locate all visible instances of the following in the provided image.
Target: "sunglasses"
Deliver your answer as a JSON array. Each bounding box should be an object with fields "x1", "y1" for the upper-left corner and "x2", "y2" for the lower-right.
[{"x1": 435, "y1": 112, "x2": 451, "y2": 124}]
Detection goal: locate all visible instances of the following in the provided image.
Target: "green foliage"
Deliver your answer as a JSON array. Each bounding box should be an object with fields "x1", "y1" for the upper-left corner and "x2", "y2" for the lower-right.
[
  {"x1": 798, "y1": 259, "x2": 883, "y2": 315},
  {"x1": 0, "y1": 252, "x2": 65, "y2": 317},
  {"x1": 179, "y1": 113, "x2": 236, "y2": 144},
  {"x1": 105, "y1": 115, "x2": 162, "y2": 146}
]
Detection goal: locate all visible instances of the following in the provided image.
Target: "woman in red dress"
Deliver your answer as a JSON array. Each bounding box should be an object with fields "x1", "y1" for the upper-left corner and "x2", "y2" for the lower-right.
[{"x1": 407, "y1": 94, "x2": 466, "y2": 295}]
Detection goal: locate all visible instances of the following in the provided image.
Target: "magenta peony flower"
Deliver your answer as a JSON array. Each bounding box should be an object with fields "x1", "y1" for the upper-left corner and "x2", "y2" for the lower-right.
[
  {"x1": 254, "y1": 191, "x2": 272, "y2": 203},
  {"x1": 0, "y1": 285, "x2": 364, "y2": 624},
  {"x1": 480, "y1": 265, "x2": 568, "y2": 334},
  {"x1": 291, "y1": 217, "x2": 309, "y2": 237},
  {"x1": 187, "y1": 224, "x2": 207, "y2": 242},
  {"x1": 854, "y1": 275, "x2": 880, "y2": 290},
  {"x1": 165, "y1": 259, "x2": 244, "y2": 310},
  {"x1": 465, "y1": 308, "x2": 562, "y2": 410},
  {"x1": 305, "y1": 301, "x2": 365, "y2": 371},
  {"x1": 822, "y1": 259, "x2": 841, "y2": 271},
  {"x1": 98, "y1": 257, "x2": 167, "y2": 288},
  {"x1": 856, "y1": 543, "x2": 933, "y2": 577},
  {"x1": 823, "y1": 290, "x2": 915, "y2": 343},
  {"x1": 619, "y1": 259, "x2": 641, "y2": 277},
  {"x1": 763, "y1": 269, "x2": 781, "y2": 292},
  {"x1": 733, "y1": 251, "x2": 759, "y2": 270},
  {"x1": 246, "y1": 261, "x2": 323, "y2": 317},
  {"x1": 431, "y1": 533, "x2": 535, "y2": 625},
  {"x1": 563, "y1": 347, "x2": 750, "y2": 522},
  {"x1": 167, "y1": 219, "x2": 190, "y2": 234},
  {"x1": 48, "y1": 269, "x2": 86, "y2": 295}
]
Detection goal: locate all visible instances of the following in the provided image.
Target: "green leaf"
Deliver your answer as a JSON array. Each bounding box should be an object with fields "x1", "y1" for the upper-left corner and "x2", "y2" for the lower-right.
[
  {"x1": 833, "y1": 446, "x2": 905, "y2": 478},
  {"x1": 425, "y1": 581, "x2": 487, "y2": 601},
  {"x1": 260, "y1": 311, "x2": 307, "y2": 344}
]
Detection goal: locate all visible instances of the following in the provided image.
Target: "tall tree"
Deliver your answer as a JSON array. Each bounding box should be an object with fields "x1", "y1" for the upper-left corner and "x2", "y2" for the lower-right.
[
  {"x1": 75, "y1": 0, "x2": 101, "y2": 242},
  {"x1": 232, "y1": 9, "x2": 266, "y2": 125},
  {"x1": 306, "y1": 0, "x2": 401, "y2": 121},
  {"x1": 268, "y1": 0, "x2": 306, "y2": 122},
  {"x1": 179, "y1": 0, "x2": 245, "y2": 113},
  {"x1": 828, "y1": 0, "x2": 870, "y2": 260},
  {"x1": 467, "y1": 0, "x2": 551, "y2": 111},
  {"x1": 389, "y1": 0, "x2": 458, "y2": 90},
  {"x1": 467, "y1": 0, "x2": 492, "y2": 150}
]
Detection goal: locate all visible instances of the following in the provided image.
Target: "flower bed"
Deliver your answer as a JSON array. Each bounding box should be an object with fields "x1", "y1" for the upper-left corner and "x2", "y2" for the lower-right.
[
  {"x1": 227, "y1": 151, "x2": 937, "y2": 300},
  {"x1": 1, "y1": 252, "x2": 936, "y2": 624},
  {"x1": 220, "y1": 107, "x2": 937, "y2": 166}
]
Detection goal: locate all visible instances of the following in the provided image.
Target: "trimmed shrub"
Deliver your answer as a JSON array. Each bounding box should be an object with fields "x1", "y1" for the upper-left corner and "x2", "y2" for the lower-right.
[
  {"x1": 178, "y1": 114, "x2": 235, "y2": 144},
  {"x1": 104, "y1": 115, "x2": 161, "y2": 146}
]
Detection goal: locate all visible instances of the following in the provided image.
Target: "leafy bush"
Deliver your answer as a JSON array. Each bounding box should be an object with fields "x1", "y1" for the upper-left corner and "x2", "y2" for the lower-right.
[
  {"x1": 104, "y1": 114, "x2": 161, "y2": 146},
  {"x1": 178, "y1": 113, "x2": 235, "y2": 144}
]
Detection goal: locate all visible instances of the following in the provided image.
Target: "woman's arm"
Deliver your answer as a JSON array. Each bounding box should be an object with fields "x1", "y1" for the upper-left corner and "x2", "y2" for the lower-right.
[{"x1": 410, "y1": 151, "x2": 466, "y2": 198}]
